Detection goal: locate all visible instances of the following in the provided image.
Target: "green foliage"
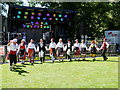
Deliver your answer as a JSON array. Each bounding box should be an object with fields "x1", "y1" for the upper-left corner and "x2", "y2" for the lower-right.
[{"x1": 40, "y1": 2, "x2": 120, "y2": 38}]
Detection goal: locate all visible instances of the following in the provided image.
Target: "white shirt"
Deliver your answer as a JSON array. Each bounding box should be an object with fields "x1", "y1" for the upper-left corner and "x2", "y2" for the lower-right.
[
  {"x1": 49, "y1": 42, "x2": 56, "y2": 49},
  {"x1": 7, "y1": 45, "x2": 10, "y2": 52},
  {"x1": 74, "y1": 43, "x2": 80, "y2": 50},
  {"x1": 56, "y1": 42, "x2": 64, "y2": 48},
  {"x1": 80, "y1": 43, "x2": 87, "y2": 50},
  {"x1": 40, "y1": 42, "x2": 43, "y2": 48},
  {"x1": 27, "y1": 43, "x2": 36, "y2": 52},
  {"x1": 9, "y1": 43, "x2": 18, "y2": 51},
  {"x1": 67, "y1": 43, "x2": 71, "y2": 47},
  {"x1": 89, "y1": 44, "x2": 99, "y2": 51},
  {"x1": 74, "y1": 43, "x2": 80, "y2": 48},
  {"x1": 65, "y1": 43, "x2": 71, "y2": 51}
]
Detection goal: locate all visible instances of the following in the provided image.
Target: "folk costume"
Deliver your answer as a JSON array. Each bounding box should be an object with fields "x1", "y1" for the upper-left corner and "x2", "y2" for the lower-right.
[
  {"x1": 100, "y1": 38, "x2": 109, "y2": 61},
  {"x1": 8, "y1": 39, "x2": 18, "y2": 71},
  {"x1": 73, "y1": 39, "x2": 80, "y2": 60},
  {"x1": 37, "y1": 39, "x2": 46, "y2": 63},
  {"x1": 49, "y1": 38, "x2": 56, "y2": 62},
  {"x1": 89, "y1": 41, "x2": 99, "y2": 61},
  {"x1": 80, "y1": 40, "x2": 88, "y2": 60},
  {"x1": 17, "y1": 39, "x2": 26, "y2": 64},
  {"x1": 6, "y1": 40, "x2": 12, "y2": 62},
  {"x1": 56, "y1": 38, "x2": 64, "y2": 61},
  {"x1": 27, "y1": 41, "x2": 36, "y2": 64},
  {"x1": 65, "y1": 39, "x2": 72, "y2": 61}
]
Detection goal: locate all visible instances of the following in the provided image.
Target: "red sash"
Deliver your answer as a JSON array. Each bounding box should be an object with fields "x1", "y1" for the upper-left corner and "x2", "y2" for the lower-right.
[
  {"x1": 103, "y1": 42, "x2": 106, "y2": 50},
  {"x1": 10, "y1": 50, "x2": 16, "y2": 55}
]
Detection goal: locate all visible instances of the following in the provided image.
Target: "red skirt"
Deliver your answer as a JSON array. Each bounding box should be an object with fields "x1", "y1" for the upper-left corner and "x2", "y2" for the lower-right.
[
  {"x1": 28, "y1": 49, "x2": 33, "y2": 58},
  {"x1": 76, "y1": 49, "x2": 80, "y2": 55},
  {"x1": 6, "y1": 52, "x2": 10, "y2": 60}
]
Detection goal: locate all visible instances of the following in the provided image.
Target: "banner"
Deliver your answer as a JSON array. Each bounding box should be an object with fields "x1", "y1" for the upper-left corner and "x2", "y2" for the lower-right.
[{"x1": 0, "y1": 46, "x2": 4, "y2": 56}]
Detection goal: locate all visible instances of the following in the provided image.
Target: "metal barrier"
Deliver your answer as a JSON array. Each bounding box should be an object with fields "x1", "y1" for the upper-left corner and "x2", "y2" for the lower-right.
[{"x1": 1, "y1": 44, "x2": 117, "y2": 63}]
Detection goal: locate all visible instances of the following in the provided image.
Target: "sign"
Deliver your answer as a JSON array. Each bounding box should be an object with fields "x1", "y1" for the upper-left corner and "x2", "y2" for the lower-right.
[
  {"x1": 106, "y1": 31, "x2": 118, "y2": 37},
  {"x1": 105, "y1": 30, "x2": 120, "y2": 44},
  {"x1": 0, "y1": 46, "x2": 4, "y2": 55}
]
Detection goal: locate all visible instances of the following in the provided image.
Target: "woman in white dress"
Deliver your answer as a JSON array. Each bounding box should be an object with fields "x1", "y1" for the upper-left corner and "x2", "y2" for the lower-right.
[
  {"x1": 80, "y1": 40, "x2": 87, "y2": 60},
  {"x1": 56, "y1": 38, "x2": 64, "y2": 62}
]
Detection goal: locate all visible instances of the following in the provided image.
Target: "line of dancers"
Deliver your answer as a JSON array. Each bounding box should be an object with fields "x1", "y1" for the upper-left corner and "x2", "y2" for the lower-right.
[{"x1": 7, "y1": 38, "x2": 109, "y2": 71}]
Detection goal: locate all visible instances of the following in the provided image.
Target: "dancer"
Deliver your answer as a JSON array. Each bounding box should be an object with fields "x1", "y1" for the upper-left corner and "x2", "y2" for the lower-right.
[
  {"x1": 73, "y1": 39, "x2": 80, "y2": 60},
  {"x1": 56, "y1": 38, "x2": 64, "y2": 62},
  {"x1": 65, "y1": 38, "x2": 72, "y2": 61},
  {"x1": 49, "y1": 38, "x2": 56, "y2": 62},
  {"x1": 37, "y1": 38, "x2": 46, "y2": 64},
  {"x1": 27, "y1": 39, "x2": 36, "y2": 64},
  {"x1": 6, "y1": 40, "x2": 12, "y2": 62},
  {"x1": 89, "y1": 40, "x2": 99, "y2": 61},
  {"x1": 100, "y1": 38, "x2": 109, "y2": 61},
  {"x1": 7, "y1": 39, "x2": 18, "y2": 71},
  {"x1": 17, "y1": 39, "x2": 26, "y2": 64},
  {"x1": 80, "y1": 40, "x2": 87, "y2": 60}
]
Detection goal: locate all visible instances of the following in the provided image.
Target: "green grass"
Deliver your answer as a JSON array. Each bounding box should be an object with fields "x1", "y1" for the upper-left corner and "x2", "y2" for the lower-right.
[{"x1": 1, "y1": 57, "x2": 118, "y2": 88}]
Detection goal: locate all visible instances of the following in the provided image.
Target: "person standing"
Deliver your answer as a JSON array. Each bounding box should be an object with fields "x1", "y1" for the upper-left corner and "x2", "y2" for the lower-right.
[
  {"x1": 65, "y1": 38, "x2": 72, "y2": 62},
  {"x1": 37, "y1": 38, "x2": 46, "y2": 64},
  {"x1": 100, "y1": 38, "x2": 109, "y2": 61},
  {"x1": 49, "y1": 38, "x2": 56, "y2": 62},
  {"x1": 6, "y1": 40, "x2": 12, "y2": 62},
  {"x1": 7, "y1": 39, "x2": 18, "y2": 71},
  {"x1": 73, "y1": 39, "x2": 80, "y2": 60},
  {"x1": 17, "y1": 39, "x2": 26, "y2": 64},
  {"x1": 89, "y1": 40, "x2": 99, "y2": 61},
  {"x1": 27, "y1": 39, "x2": 37, "y2": 64},
  {"x1": 80, "y1": 40, "x2": 88, "y2": 61},
  {"x1": 56, "y1": 38, "x2": 64, "y2": 62}
]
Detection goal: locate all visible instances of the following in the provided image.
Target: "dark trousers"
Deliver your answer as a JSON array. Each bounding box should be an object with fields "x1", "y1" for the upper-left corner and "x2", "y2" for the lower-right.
[
  {"x1": 9, "y1": 54, "x2": 17, "y2": 66},
  {"x1": 67, "y1": 55, "x2": 71, "y2": 60},
  {"x1": 40, "y1": 57, "x2": 44, "y2": 62},
  {"x1": 101, "y1": 49, "x2": 107, "y2": 60}
]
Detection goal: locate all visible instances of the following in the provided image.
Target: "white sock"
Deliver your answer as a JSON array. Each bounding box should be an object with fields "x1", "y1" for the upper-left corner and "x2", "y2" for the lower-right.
[{"x1": 7, "y1": 60, "x2": 9, "y2": 62}]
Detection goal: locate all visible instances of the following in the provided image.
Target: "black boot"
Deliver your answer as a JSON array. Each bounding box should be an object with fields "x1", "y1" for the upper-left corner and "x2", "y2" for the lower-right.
[
  {"x1": 43, "y1": 57, "x2": 45, "y2": 62},
  {"x1": 40, "y1": 58, "x2": 42, "y2": 64}
]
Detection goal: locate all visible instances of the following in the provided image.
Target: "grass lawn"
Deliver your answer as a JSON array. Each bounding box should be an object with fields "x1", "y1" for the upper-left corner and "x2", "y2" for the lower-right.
[{"x1": 1, "y1": 56, "x2": 118, "y2": 88}]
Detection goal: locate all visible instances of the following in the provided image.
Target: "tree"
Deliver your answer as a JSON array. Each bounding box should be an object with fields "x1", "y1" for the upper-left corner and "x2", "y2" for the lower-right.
[{"x1": 40, "y1": 2, "x2": 120, "y2": 39}]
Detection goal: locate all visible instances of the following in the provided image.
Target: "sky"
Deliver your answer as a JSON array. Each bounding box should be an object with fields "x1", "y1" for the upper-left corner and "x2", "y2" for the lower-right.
[{"x1": 21, "y1": 0, "x2": 42, "y2": 7}]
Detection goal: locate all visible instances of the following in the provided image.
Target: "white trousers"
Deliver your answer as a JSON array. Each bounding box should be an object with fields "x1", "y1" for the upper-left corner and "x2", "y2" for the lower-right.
[
  {"x1": 67, "y1": 49, "x2": 71, "y2": 56},
  {"x1": 39, "y1": 50, "x2": 44, "y2": 58},
  {"x1": 50, "y1": 54, "x2": 54, "y2": 60}
]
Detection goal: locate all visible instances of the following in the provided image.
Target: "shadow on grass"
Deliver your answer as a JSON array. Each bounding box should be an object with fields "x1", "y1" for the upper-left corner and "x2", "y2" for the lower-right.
[
  {"x1": 94, "y1": 59, "x2": 118, "y2": 62},
  {"x1": 23, "y1": 63, "x2": 31, "y2": 65},
  {"x1": 14, "y1": 69, "x2": 29, "y2": 76},
  {"x1": 13, "y1": 66, "x2": 29, "y2": 76},
  {"x1": 34, "y1": 62, "x2": 42, "y2": 64},
  {"x1": 16, "y1": 65, "x2": 26, "y2": 67}
]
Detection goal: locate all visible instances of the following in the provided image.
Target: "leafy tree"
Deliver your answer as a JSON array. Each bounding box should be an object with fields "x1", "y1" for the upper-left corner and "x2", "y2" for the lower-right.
[{"x1": 40, "y1": 2, "x2": 120, "y2": 39}]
